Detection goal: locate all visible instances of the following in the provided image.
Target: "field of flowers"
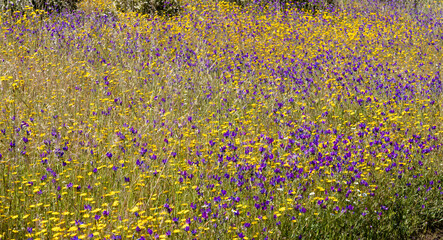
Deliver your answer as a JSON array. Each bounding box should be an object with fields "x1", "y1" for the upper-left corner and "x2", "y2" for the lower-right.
[{"x1": 0, "y1": 0, "x2": 442, "y2": 239}]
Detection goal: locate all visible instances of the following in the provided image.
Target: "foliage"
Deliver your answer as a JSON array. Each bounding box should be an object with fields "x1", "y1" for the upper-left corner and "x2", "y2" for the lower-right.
[
  {"x1": 113, "y1": 0, "x2": 181, "y2": 16},
  {"x1": 224, "y1": 0, "x2": 335, "y2": 12},
  {"x1": 0, "y1": 0, "x2": 80, "y2": 13},
  {"x1": 0, "y1": 0, "x2": 442, "y2": 239}
]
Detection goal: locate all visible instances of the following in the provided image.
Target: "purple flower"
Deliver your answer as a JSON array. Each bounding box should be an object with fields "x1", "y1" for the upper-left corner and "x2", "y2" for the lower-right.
[
  {"x1": 140, "y1": 147, "x2": 147, "y2": 156},
  {"x1": 106, "y1": 152, "x2": 113, "y2": 159},
  {"x1": 190, "y1": 203, "x2": 197, "y2": 210}
]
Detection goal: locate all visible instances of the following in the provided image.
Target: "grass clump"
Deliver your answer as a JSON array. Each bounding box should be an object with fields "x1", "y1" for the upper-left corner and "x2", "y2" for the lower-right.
[{"x1": 0, "y1": 0, "x2": 442, "y2": 239}]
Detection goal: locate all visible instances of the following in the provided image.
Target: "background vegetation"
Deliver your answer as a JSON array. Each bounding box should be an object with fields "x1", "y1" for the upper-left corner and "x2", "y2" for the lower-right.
[{"x1": 0, "y1": 0, "x2": 442, "y2": 239}]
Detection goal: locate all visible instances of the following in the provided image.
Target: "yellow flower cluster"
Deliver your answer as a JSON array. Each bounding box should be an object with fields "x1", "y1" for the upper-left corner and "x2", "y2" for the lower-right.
[{"x1": 0, "y1": 0, "x2": 442, "y2": 239}]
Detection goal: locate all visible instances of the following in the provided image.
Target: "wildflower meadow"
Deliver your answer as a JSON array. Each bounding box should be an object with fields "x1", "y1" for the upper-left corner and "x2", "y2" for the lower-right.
[{"x1": 0, "y1": 0, "x2": 442, "y2": 239}]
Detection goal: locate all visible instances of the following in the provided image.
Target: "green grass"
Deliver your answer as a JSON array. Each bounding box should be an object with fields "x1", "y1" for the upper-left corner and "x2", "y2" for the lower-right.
[{"x1": 0, "y1": 0, "x2": 442, "y2": 239}]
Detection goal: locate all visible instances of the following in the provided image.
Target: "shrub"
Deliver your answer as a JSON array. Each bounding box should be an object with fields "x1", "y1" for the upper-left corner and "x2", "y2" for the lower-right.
[
  {"x1": 225, "y1": 0, "x2": 335, "y2": 12},
  {"x1": 32, "y1": 0, "x2": 80, "y2": 12},
  {"x1": 0, "y1": 0, "x2": 80, "y2": 13},
  {"x1": 113, "y1": 0, "x2": 181, "y2": 17},
  {"x1": 1, "y1": 0, "x2": 28, "y2": 12}
]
